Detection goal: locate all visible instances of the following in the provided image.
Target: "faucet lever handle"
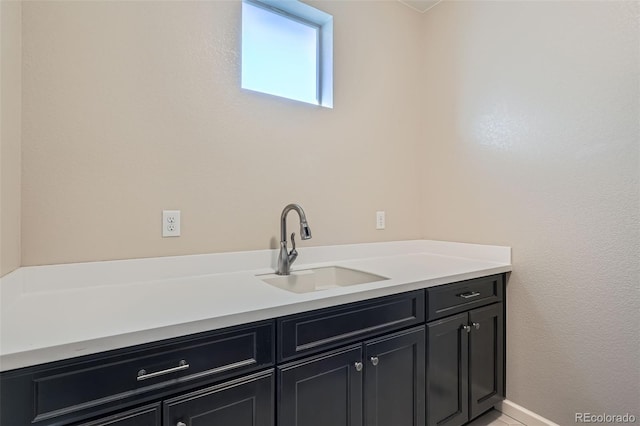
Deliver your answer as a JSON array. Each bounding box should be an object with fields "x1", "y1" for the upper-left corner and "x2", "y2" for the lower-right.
[{"x1": 288, "y1": 232, "x2": 298, "y2": 264}]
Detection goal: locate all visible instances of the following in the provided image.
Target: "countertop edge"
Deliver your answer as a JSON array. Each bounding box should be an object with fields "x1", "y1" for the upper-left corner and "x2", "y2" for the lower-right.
[{"x1": 0, "y1": 263, "x2": 511, "y2": 372}]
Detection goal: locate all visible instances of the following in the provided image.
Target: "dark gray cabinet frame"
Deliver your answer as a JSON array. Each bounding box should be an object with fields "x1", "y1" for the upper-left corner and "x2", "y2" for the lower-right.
[
  {"x1": 277, "y1": 326, "x2": 426, "y2": 426},
  {"x1": 426, "y1": 274, "x2": 506, "y2": 426}
]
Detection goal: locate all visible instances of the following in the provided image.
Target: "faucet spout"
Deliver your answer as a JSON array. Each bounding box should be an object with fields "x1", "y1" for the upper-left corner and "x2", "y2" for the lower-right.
[{"x1": 277, "y1": 204, "x2": 312, "y2": 275}]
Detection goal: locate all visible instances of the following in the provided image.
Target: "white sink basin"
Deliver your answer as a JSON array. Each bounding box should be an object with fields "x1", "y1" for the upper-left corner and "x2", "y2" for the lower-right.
[{"x1": 257, "y1": 266, "x2": 389, "y2": 294}]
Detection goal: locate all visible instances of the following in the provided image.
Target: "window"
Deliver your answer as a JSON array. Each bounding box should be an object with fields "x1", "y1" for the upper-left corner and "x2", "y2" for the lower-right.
[{"x1": 241, "y1": 0, "x2": 333, "y2": 108}]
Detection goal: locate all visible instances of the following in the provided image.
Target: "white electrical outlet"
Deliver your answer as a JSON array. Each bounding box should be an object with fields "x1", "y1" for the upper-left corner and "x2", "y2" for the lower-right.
[
  {"x1": 376, "y1": 211, "x2": 386, "y2": 230},
  {"x1": 162, "y1": 210, "x2": 181, "y2": 237}
]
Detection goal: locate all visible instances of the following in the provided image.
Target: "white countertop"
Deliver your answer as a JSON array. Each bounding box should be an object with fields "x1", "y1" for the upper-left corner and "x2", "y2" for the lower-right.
[{"x1": 0, "y1": 240, "x2": 511, "y2": 372}]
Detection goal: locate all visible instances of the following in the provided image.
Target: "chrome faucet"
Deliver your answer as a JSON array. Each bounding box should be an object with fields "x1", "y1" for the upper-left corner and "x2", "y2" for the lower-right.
[{"x1": 277, "y1": 204, "x2": 312, "y2": 275}]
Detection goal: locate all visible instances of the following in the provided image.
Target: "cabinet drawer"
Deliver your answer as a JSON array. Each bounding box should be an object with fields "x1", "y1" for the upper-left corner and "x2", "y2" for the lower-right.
[
  {"x1": 78, "y1": 403, "x2": 161, "y2": 426},
  {"x1": 426, "y1": 274, "x2": 504, "y2": 321},
  {"x1": 278, "y1": 290, "x2": 424, "y2": 362},
  {"x1": 0, "y1": 321, "x2": 274, "y2": 425}
]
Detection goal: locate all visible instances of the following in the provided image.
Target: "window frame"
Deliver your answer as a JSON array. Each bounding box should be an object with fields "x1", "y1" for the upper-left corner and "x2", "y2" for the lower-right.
[{"x1": 241, "y1": 0, "x2": 333, "y2": 108}]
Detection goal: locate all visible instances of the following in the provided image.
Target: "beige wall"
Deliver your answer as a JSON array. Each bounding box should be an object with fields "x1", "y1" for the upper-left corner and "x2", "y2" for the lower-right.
[
  {"x1": 0, "y1": 0, "x2": 22, "y2": 277},
  {"x1": 21, "y1": 0, "x2": 424, "y2": 265},
  {"x1": 420, "y1": 1, "x2": 639, "y2": 423},
  {"x1": 8, "y1": 0, "x2": 640, "y2": 421}
]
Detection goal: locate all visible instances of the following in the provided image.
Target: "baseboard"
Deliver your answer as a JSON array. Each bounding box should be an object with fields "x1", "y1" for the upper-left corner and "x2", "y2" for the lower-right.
[{"x1": 497, "y1": 400, "x2": 560, "y2": 426}]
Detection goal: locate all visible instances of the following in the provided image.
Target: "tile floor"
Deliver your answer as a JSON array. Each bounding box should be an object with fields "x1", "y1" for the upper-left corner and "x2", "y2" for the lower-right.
[{"x1": 468, "y1": 409, "x2": 525, "y2": 426}]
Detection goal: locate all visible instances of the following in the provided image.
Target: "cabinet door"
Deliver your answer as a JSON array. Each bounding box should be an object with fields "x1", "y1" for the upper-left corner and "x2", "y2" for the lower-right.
[
  {"x1": 469, "y1": 303, "x2": 504, "y2": 420},
  {"x1": 364, "y1": 327, "x2": 425, "y2": 426},
  {"x1": 163, "y1": 370, "x2": 274, "y2": 426},
  {"x1": 426, "y1": 313, "x2": 469, "y2": 426},
  {"x1": 79, "y1": 403, "x2": 161, "y2": 426},
  {"x1": 278, "y1": 345, "x2": 363, "y2": 426}
]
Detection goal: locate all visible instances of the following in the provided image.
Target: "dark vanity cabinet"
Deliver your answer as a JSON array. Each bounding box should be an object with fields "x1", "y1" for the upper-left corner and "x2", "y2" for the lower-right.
[
  {"x1": 426, "y1": 275, "x2": 505, "y2": 426},
  {"x1": 277, "y1": 291, "x2": 426, "y2": 426},
  {"x1": 0, "y1": 274, "x2": 506, "y2": 426},
  {"x1": 278, "y1": 327, "x2": 425, "y2": 426}
]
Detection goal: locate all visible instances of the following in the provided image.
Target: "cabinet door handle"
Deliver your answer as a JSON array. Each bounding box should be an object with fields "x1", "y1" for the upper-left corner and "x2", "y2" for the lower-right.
[
  {"x1": 370, "y1": 357, "x2": 379, "y2": 366},
  {"x1": 177, "y1": 422, "x2": 187, "y2": 426},
  {"x1": 354, "y1": 361, "x2": 363, "y2": 372},
  {"x1": 137, "y1": 359, "x2": 189, "y2": 381},
  {"x1": 472, "y1": 322, "x2": 481, "y2": 330},
  {"x1": 462, "y1": 325, "x2": 471, "y2": 333},
  {"x1": 458, "y1": 291, "x2": 481, "y2": 299}
]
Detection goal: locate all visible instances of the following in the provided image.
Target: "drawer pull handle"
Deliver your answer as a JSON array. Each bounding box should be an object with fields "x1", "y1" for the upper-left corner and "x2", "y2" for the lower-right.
[
  {"x1": 137, "y1": 359, "x2": 189, "y2": 381},
  {"x1": 354, "y1": 361, "x2": 364, "y2": 372},
  {"x1": 472, "y1": 322, "x2": 481, "y2": 330},
  {"x1": 370, "y1": 356, "x2": 379, "y2": 366},
  {"x1": 462, "y1": 325, "x2": 471, "y2": 333},
  {"x1": 458, "y1": 291, "x2": 481, "y2": 299}
]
